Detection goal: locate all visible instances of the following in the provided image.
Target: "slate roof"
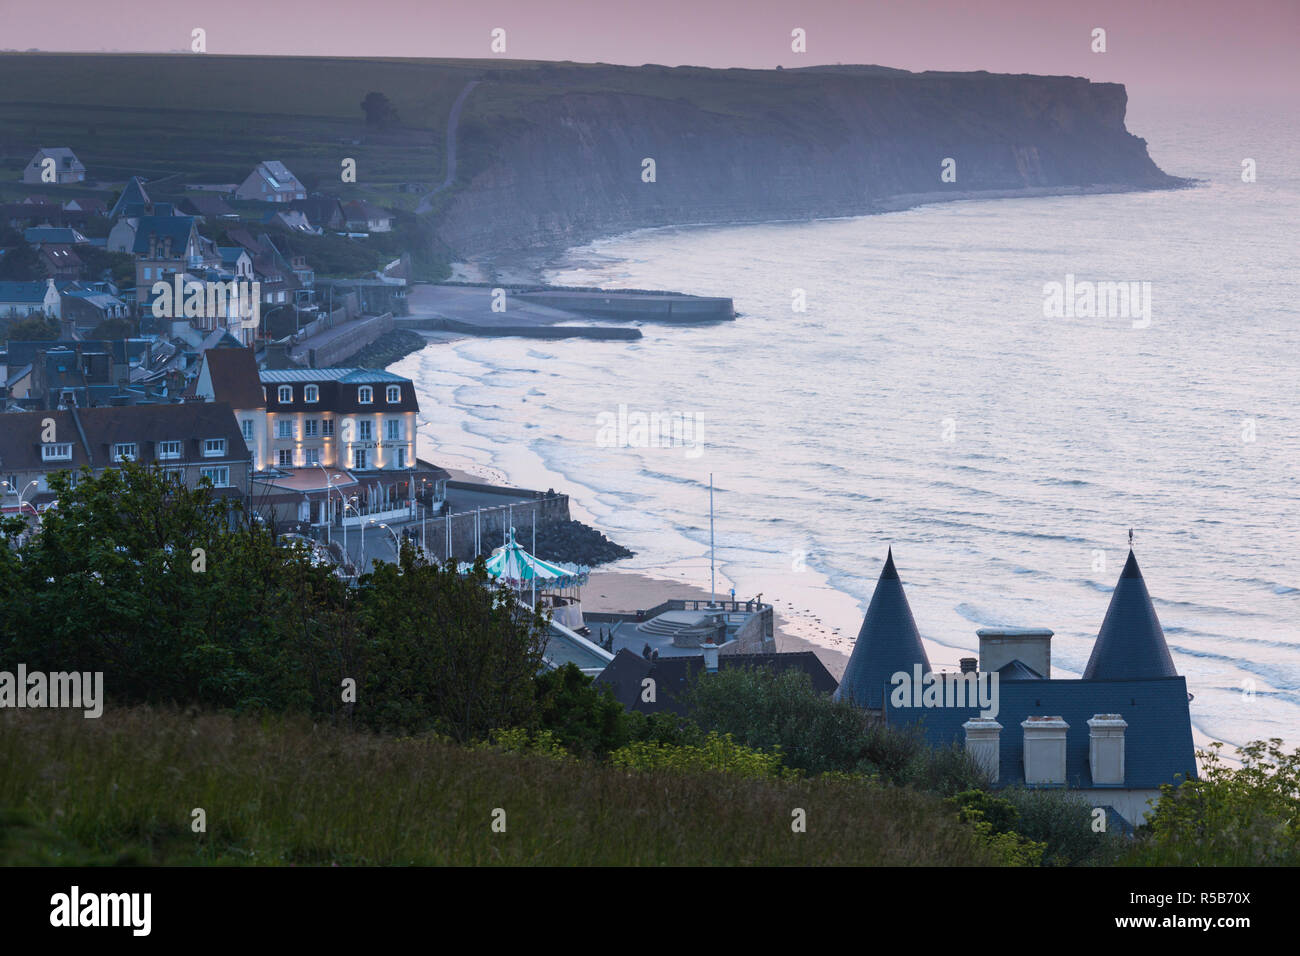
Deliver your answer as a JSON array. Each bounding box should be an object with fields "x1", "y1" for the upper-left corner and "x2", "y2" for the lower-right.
[
  {"x1": 833, "y1": 548, "x2": 932, "y2": 709},
  {"x1": 260, "y1": 369, "x2": 419, "y2": 414},
  {"x1": 593, "y1": 647, "x2": 838, "y2": 715},
  {"x1": 0, "y1": 402, "x2": 248, "y2": 472},
  {"x1": 997, "y1": 659, "x2": 1046, "y2": 680},
  {"x1": 181, "y1": 195, "x2": 238, "y2": 218},
  {"x1": 0, "y1": 281, "x2": 51, "y2": 305},
  {"x1": 109, "y1": 177, "x2": 152, "y2": 219},
  {"x1": 1083, "y1": 550, "x2": 1178, "y2": 680},
  {"x1": 25, "y1": 227, "x2": 87, "y2": 245},
  {"x1": 200, "y1": 346, "x2": 264, "y2": 409},
  {"x1": 260, "y1": 368, "x2": 409, "y2": 383},
  {"x1": 886, "y1": 676, "x2": 1198, "y2": 790},
  {"x1": 131, "y1": 216, "x2": 197, "y2": 256}
]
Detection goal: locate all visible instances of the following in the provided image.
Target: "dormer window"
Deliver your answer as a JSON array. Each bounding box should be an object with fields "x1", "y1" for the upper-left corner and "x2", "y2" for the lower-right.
[
  {"x1": 304, "y1": 384, "x2": 319, "y2": 403},
  {"x1": 358, "y1": 386, "x2": 373, "y2": 404},
  {"x1": 386, "y1": 385, "x2": 401, "y2": 403},
  {"x1": 157, "y1": 440, "x2": 182, "y2": 460},
  {"x1": 112, "y1": 442, "x2": 137, "y2": 462},
  {"x1": 278, "y1": 385, "x2": 293, "y2": 403},
  {"x1": 41, "y1": 442, "x2": 72, "y2": 462},
  {"x1": 203, "y1": 438, "x2": 226, "y2": 458}
]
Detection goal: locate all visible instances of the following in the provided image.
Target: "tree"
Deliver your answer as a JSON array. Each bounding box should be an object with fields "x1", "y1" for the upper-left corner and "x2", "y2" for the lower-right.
[
  {"x1": 90, "y1": 316, "x2": 138, "y2": 340},
  {"x1": 360, "y1": 91, "x2": 399, "y2": 128},
  {"x1": 2, "y1": 313, "x2": 59, "y2": 341},
  {"x1": 354, "y1": 546, "x2": 549, "y2": 740},
  {"x1": 78, "y1": 247, "x2": 135, "y2": 286},
  {"x1": 0, "y1": 242, "x2": 41, "y2": 280},
  {"x1": 534, "y1": 663, "x2": 629, "y2": 756}
]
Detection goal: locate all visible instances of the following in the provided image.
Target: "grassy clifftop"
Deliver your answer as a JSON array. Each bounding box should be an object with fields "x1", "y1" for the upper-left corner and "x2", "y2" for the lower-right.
[{"x1": 0, "y1": 707, "x2": 996, "y2": 866}]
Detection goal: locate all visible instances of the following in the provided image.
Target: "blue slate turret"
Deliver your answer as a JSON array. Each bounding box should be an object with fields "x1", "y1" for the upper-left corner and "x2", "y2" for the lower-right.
[
  {"x1": 834, "y1": 548, "x2": 931, "y2": 709},
  {"x1": 1083, "y1": 550, "x2": 1178, "y2": 680}
]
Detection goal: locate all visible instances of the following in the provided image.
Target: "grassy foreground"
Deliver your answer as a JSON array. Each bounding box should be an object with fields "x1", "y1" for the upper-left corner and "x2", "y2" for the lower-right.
[{"x1": 0, "y1": 707, "x2": 997, "y2": 866}]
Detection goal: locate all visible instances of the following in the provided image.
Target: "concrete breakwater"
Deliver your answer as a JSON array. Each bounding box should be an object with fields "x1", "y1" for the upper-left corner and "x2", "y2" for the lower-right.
[
  {"x1": 513, "y1": 290, "x2": 734, "y2": 322},
  {"x1": 397, "y1": 317, "x2": 642, "y2": 340}
]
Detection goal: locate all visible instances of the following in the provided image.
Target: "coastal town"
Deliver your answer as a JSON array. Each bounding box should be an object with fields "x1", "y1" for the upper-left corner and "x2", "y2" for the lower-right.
[
  {"x1": 0, "y1": 146, "x2": 1203, "y2": 833},
  {"x1": 0, "y1": 27, "x2": 1292, "y2": 892}
]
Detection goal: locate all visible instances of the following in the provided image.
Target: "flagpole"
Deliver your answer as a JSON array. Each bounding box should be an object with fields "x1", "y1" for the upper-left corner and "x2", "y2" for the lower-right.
[{"x1": 709, "y1": 473, "x2": 715, "y2": 606}]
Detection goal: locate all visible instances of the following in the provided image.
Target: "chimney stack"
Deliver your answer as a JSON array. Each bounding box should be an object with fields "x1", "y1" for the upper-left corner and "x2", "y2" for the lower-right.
[
  {"x1": 1087, "y1": 714, "x2": 1127, "y2": 785},
  {"x1": 1021, "y1": 716, "x2": 1069, "y2": 785},
  {"x1": 959, "y1": 657, "x2": 978, "y2": 674},
  {"x1": 977, "y1": 627, "x2": 1053, "y2": 677},
  {"x1": 962, "y1": 718, "x2": 1002, "y2": 783},
  {"x1": 700, "y1": 641, "x2": 720, "y2": 674}
]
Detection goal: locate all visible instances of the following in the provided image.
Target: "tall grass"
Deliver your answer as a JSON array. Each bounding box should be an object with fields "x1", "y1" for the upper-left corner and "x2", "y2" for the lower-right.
[{"x1": 0, "y1": 707, "x2": 998, "y2": 866}]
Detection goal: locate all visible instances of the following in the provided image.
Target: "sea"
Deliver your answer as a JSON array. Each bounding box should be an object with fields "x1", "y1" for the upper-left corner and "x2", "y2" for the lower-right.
[{"x1": 392, "y1": 100, "x2": 1299, "y2": 753}]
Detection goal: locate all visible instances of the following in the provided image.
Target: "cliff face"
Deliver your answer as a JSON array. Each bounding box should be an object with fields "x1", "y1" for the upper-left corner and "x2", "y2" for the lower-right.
[{"x1": 437, "y1": 66, "x2": 1178, "y2": 257}]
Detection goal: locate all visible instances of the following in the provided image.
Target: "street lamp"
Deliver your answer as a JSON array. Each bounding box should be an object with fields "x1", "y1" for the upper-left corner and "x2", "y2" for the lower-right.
[
  {"x1": 1, "y1": 480, "x2": 39, "y2": 518},
  {"x1": 377, "y1": 522, "x2": 401, "y2": 558},
  {"x1": 315, "y1": 465, "x2": 345, "y2": 546},
  {"x1": 343, "y1": 495, "x2": 363, "y2": 574}
]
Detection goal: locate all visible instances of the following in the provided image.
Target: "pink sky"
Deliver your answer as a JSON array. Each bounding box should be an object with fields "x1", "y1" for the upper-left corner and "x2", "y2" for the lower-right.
[{"x1": 3, "y1": 0, "x2": 1297, "y2": 104}]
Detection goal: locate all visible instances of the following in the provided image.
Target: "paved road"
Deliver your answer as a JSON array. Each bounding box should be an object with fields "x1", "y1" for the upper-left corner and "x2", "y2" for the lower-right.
[{"x1": 418, "y1": 79, "x2": 481, "y2": 214}]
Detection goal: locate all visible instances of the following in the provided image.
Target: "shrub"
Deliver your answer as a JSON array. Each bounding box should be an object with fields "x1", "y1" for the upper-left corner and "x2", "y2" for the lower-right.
[
  {"x1": 610, "y1": 731, "x2": 794, "y2": 780},
  {"x1": 1000, "y1": 787, "x2": 1126, "y2": 866},
  {"x1": 1128, "y1": 739, "x2": 1300, "y2": 866},
  {"x1": 682, "y1": 666, "x2": 987, "y2": 793}
]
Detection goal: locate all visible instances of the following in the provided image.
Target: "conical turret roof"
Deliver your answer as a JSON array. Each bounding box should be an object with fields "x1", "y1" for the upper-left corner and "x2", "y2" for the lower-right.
[
  {"x1": 834, "y1": 548, "x2": 931, "y2": 709},
  {"x1": 1083, "y1": 550, "x2": 1178, "y2": 680}
]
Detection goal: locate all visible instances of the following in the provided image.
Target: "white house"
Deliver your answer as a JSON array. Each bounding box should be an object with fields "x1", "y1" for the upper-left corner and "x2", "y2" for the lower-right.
[
  {"x1": 22, "y1": 148, "x2": 86, "y2": 185},
  {"x1": 0, "y1": 279, "x2": 62, "y2": 319},
  {"x1": 235, "y1": 161, "x2": 307, "y2": 204}
]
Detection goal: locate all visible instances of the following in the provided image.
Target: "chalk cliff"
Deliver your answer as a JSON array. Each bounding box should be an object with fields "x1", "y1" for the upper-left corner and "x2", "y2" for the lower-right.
[{"x1": 437, "y1": 64, "x2": 1180, "y2": 257}]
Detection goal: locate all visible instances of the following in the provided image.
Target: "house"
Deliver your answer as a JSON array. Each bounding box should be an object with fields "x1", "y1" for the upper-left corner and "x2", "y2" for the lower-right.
[
  {"x1": 24, "y1": 226, "x2": 89, "y2": 247},
  {"x1": 177, "y1": 194, "x2": 239, "y2": 221},
  {"x1": 0, "y1": 279, "x2": 61, "y2": 319},
  {"x1": 342, "y1": 200, "x2": 394, "y2": 233},
  {"x1": 5, "y1": 338, "x2": 154, "y2": 409},
  {"x1": 289, "y1": 197, "x2": 346, "y2": 231},
  {"x1": 59, "y1": 283, "x2": 131, "y2": 330},
  {"x1": 38, "y1": 244, "x2": 83, "y2": 280},
  {"x1": 63, "y1": 198, "x2": 107, "y2": 216},
  {"x1": 191, "y1": 346, "x2": 266, "y2": 470},
  {"x1": 839, "y1": 548, "x2": 1198, "y2": 828},
  {"x1": 258, "y1": 368, "x2": 419, "y2": 474},
  {"x1": 594, "y1": 647, "x2": 838, "y2": 714},
  {"x1": 108, "y1": 177, "x2": 154, "y2": 220},
  {"x1": 262, "y1": 209, "x2": 318, "y2": 234},
  {"x1": 217, "y1": 247, "x2": 255, "y2": 281},
  {"x1": 235, "y1": 161, "x2": 307, "y2": 204},
  {"x1": 0, "y1": 403, "x2": 251, "y2": 513},
  {"x1": 194, "y1": 358, "x2": 439, "y2": 524},
  {"x1": 22, "y1": 148, "x2": 86, "y2": 185},
  {"x1": 130, "y1": 216, "x2": 216, "y2": 304}
]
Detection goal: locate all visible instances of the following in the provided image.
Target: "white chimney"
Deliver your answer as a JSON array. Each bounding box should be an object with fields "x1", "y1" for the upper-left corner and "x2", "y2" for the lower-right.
[
  {"x1": 1021, "y1": 716, "x2": 1069, "y2": 785},
  {"x1": 1087, "y1": 714, "x2": 1127, "y2": 785},
  {"x1": 700, "y1": 642, "x2": 720, "y2": 673},
  {"x1": 962, "y1": 718, "x2": 1002, "y2": 783}
]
